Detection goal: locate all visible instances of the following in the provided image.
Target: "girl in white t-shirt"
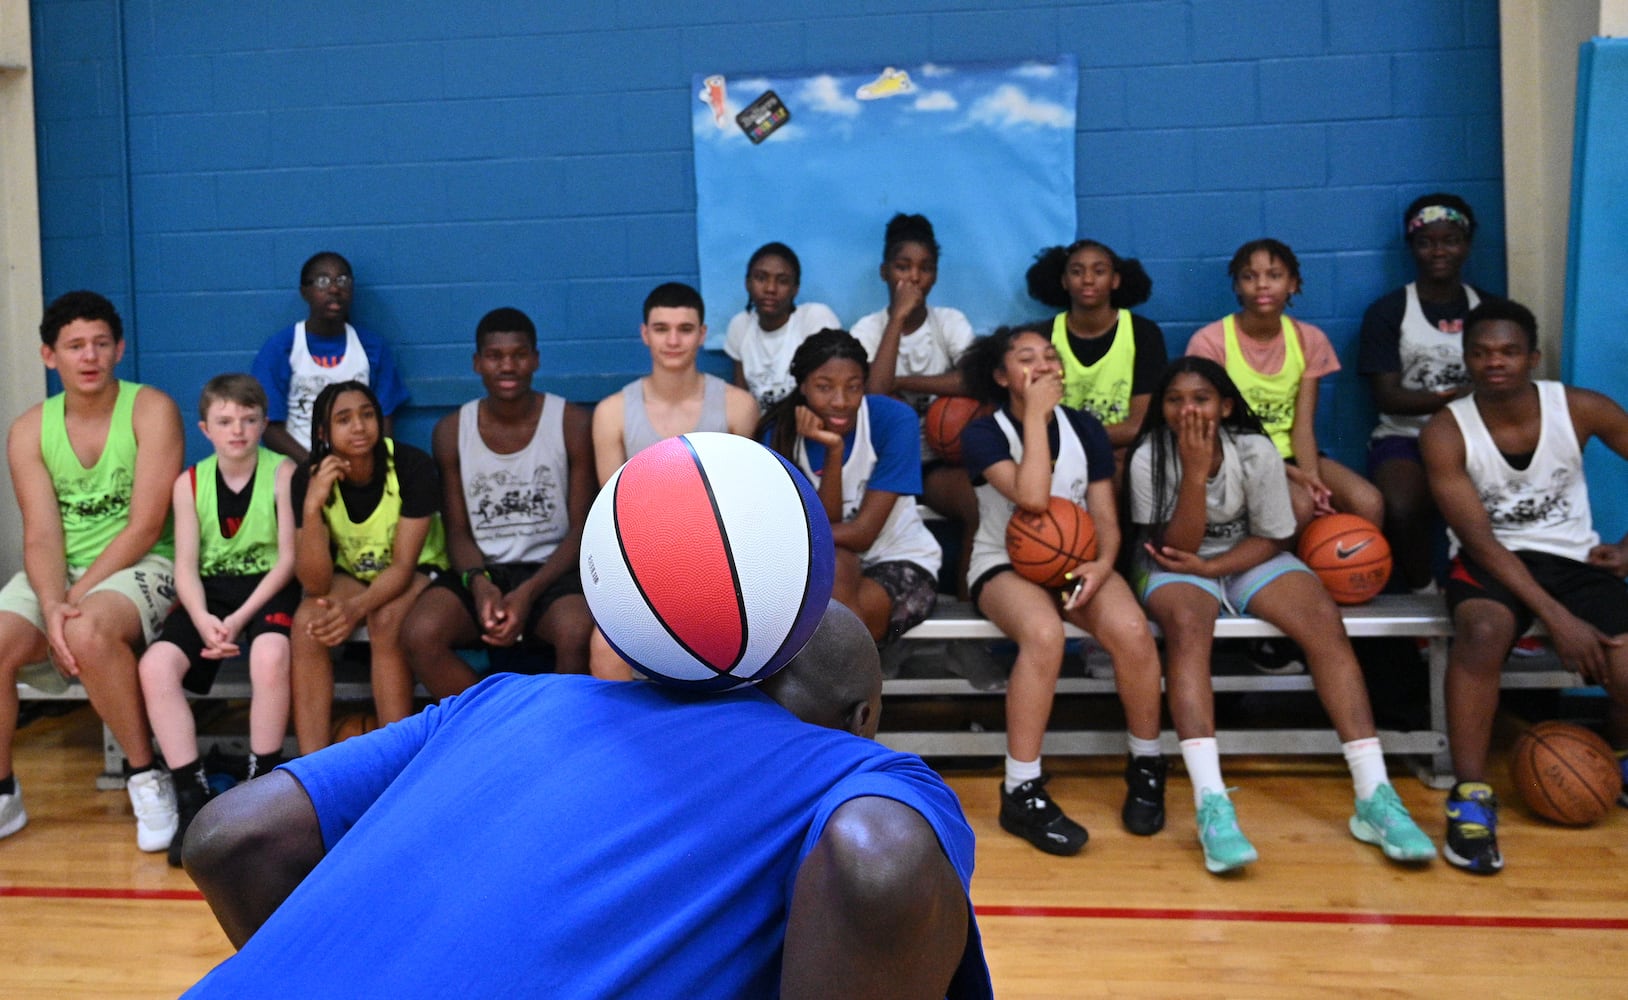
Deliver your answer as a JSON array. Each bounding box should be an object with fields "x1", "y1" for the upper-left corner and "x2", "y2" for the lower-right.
[
  {"x1": 723, "y1": 242, "x2": 840, "y2": 411},
  {"x1": 1127, "y1": 356, "x2": 1434, "y2": 874},
  {"x1": 851, "y1": 214, "x2": 979, "y2": 598}
]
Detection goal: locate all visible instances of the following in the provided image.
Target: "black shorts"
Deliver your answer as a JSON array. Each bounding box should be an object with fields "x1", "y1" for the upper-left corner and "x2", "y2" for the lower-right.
[
  {"x1": 1446, "y1": 550, "x2": 1628, "y2": 639},
  {"x1": 969, "y1": 564, "x2": 1010, "y2": 608},
  {"x1": 156, "y1": 575, "x2": 301, "y2": 695},
  {"x1": 429, "y1": 562, "x2": 584, "y2": 645}
]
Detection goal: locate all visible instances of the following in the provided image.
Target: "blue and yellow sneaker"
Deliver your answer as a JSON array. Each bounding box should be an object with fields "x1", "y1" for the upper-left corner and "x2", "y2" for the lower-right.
[
  {"x1": 1443, "y1": 782, "x2": 1502, "y2": 875},
  {"x1": 1350, "y1": 783, "x2": 1437, "y2": 862},
  {"x1": 1196, "y1": 790, "x2": 1258, "y2": 874}
]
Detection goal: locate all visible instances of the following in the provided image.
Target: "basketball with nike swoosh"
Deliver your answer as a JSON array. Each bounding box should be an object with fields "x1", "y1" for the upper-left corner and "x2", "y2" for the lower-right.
[{"x1": 1297, "y1": 513, "x2": 1391, "y2": 605}]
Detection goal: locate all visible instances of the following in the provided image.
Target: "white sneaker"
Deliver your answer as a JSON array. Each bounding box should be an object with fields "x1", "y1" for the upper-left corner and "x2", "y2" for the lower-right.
[
  {"x1": 127, "y1": 769, "x2": 177, "y2": 853},
  {"x1": 0, "y1": 781, "x2": 27, "y2": 840}
]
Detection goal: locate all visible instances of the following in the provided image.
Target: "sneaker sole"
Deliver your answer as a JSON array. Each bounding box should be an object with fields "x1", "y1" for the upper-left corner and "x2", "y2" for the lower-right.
[
  {"x1": 1348, "y1": 816, "x2": 1437, "y2": 863},
  {"x1": 1441, "y1": 841, "x2": 1502, "y2": 875},
  {"x1": 0, "y1": 811, "x2": 27, "y2": 840},
  {"x1": 1122, "y1": 807, "x2": 1165, "y2": 837},
  {"x1": 137, "y1": 822, "x2": 178, "y2": 854},
  {"x1": 999, "y1": 812, "x2": 1087, "y2": 856},
  {"x1": 1203, "y1": 846, "x2": 1258, "y2": 874},
  {"x1": 1250, "y1": 661, "x2": 1305, "y2": 676}
]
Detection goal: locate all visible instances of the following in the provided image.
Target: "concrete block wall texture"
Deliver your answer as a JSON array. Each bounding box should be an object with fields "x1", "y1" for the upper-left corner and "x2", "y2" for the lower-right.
[{"x1": 30, "y1": 0, "x2": 1505, "y2": 464}]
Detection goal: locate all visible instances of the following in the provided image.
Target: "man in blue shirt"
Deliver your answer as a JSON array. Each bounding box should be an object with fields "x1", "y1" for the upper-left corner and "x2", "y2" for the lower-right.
[{"x1": 183, "y1": 602, "x2": 991, "y2": 998}]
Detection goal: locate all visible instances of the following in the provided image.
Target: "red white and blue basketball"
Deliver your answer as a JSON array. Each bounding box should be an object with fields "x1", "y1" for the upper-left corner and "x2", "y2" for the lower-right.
[{"x1": 580, "y1": 432, "x2": 835, "y2": 691}]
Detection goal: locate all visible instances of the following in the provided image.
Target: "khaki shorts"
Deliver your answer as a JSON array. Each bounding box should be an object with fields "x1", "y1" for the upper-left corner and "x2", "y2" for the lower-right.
[{"x1": 0, "y1": 553, "x2": 178, "y2": 645}]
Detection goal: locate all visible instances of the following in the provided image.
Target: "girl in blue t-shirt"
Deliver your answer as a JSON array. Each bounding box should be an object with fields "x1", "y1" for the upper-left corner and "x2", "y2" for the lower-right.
[
  {"x1": 759, "y1": 330, "x2": 942, "y2": 646},
  {"x1": 1125, "y1": 356, "x2": 1435, "y2": 874},
  {"x1": 1026, "y1": 239, "x2": 1168, "y2": 451},
  {"x1": 957, "y1": 325, "x2": 1163, "y2": 857}
]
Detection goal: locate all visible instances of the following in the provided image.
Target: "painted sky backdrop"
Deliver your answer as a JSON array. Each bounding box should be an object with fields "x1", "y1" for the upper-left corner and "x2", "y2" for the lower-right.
[{"x1": 693, "y1": 57, "x2": 1079, "y2": 347}]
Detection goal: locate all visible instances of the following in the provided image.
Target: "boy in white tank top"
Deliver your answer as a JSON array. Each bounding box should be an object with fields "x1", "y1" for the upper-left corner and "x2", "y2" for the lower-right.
[
  {"x1": 1421, "y1": 299, "x2": 1628, "y2": 875},
  {"x1": 400, "y1": 308, "x2": 596, "y2": 696}
]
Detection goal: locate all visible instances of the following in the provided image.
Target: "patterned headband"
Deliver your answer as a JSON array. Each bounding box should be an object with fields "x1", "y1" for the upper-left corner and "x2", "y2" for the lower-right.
[{"x1": 1407, "y1": 205, "x2": 1471, "y2": 236}]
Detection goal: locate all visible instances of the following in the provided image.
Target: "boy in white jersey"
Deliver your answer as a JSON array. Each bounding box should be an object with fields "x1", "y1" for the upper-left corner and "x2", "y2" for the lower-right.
[
  {"x1": 139, "y1": 374, "x2": 298, "y2": 866},
  {"x1": 252, "y1": 252, "x2": 409, "y2": 464},
  {"x1": 0, "y1": 291, "x2": 184, "y2": 849},
  {"x1": 1421, "y1": 299, "x2": 1628, "y2": 874},
  {"x1": 401, "y1": 308, "x2": 595, "y2": 696}
]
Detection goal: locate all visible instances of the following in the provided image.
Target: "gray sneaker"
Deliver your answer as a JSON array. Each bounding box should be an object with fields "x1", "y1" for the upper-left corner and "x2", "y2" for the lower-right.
[
  {"x1": 0, "y1": 781, "x2": 27, "y2": 840},
  {"x1": 127, "y1": 769, "x2": 177, "y2": 853}
]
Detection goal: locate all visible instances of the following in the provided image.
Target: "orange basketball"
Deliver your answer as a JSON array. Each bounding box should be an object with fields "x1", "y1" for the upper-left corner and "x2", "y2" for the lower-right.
[
  {"x1": 331, "y1": 711, "x2": 379, "y2": 744},
  {"x1": 1510, "y1": 721, "x2": 1623, "y2": 826},
  {"x1": 1006, "y1": 496, "x2": 1098, "y2": 589},
  {"x1": 1297, "y1": 513, "x2": 1392, "y2": 605},
  {"x1": 924, "y1": 395, "x2": 992, "y2": 464}
]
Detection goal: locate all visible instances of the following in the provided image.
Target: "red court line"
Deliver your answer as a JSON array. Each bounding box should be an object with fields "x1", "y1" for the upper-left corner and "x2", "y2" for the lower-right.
[
  {"x1": 975, "y1": 904, "x2": 1628, "y2": 931},
  {"x1": 6, "y1": 887, "x2": 1624, "y2": 932}
]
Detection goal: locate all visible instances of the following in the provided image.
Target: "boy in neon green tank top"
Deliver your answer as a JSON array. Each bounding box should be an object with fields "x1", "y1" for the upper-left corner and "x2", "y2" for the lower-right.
[
  {"x1": 1186, "y1": 240, "x2": 1383, "y2": 531},
  {"x1": 0, "y1": 292, "x2": 184, "y2": 852},
  {"x1": 138, "y1": 375, "x2": 299, "y2": 866},
  {"x1": 290, "y1": 380, "x2": 448, "y2": 754}
]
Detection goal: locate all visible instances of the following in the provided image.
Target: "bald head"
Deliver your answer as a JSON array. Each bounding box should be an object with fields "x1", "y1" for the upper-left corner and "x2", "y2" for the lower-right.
[{"x1": 759, "y1": 601, "x2": 883, "y2": 739}]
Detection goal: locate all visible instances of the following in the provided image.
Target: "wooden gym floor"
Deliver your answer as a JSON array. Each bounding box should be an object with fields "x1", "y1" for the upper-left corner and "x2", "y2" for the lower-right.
[{"x1": 0, "y1": 705, "x2": 1624, "y2": 998}]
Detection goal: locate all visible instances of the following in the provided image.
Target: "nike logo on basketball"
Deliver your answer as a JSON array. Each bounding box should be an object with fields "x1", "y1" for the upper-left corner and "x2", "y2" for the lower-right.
[{"x1": 1335, "y1": 540, "x2": 1373, "y2": 559}]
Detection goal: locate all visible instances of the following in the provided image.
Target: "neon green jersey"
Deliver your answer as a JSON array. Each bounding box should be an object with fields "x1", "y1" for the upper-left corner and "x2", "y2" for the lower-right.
[
  {"x1": 195, "y1": 447, "x2": 286, "y2": 578},
  {"x1": 1222, "y1": 314, "x2": 1304, "y2": 459},
  {"x1": 323, "y1": 439, "x2": 449, "y2": 582},
  {"x1": 1052, "y1": 310, "x2": 1135, "y2": 425},
  {"x1": 41, "y1": 380, "x2": 174, "y2": 568}
]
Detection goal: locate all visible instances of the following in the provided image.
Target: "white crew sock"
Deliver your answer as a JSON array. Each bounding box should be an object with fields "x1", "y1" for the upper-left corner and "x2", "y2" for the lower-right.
[
  {"x1": 1004, "y1": 754, "x2": 1042, "y2": 794},
  {"x1": 1343, "y1": 737, "x2": 1389, "y2": 801},
  {"x1": 1127, "y1": 734, "x2": 1163, "y2": 759},
  {"x1": 1179, "y1": 737, "x2": 1226, "y2": 809}
]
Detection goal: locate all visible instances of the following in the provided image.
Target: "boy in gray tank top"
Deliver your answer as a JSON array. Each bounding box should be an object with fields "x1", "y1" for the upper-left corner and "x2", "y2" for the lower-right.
[{"x1": 588, "y1": 283, "x2": 759, "y2": 678}]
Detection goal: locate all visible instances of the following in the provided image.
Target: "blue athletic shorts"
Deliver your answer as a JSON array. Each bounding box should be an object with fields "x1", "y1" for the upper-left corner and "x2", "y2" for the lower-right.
[{"x1": 1136, "y1": 550, "x2": 1311, "y2": 616}]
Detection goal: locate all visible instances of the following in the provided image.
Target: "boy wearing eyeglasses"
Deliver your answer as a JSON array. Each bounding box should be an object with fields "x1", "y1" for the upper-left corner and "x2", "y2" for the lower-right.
[{"x1": 252, "y1": 252, "x2": 409, "y2": 465}]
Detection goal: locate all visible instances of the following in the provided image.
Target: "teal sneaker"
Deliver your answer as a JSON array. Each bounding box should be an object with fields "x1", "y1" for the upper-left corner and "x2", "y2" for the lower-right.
[
  {"x1": 1196, "y1": 790, "x2": 1258, "y2": 874},
  {"x1": 1350, "y1": 783, "x2": 1437, "y2": 862}
]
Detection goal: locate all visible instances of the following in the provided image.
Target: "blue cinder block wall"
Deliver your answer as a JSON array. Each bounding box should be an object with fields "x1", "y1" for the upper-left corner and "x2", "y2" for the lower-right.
[{"x1": 31, "y1": 1, "x2": 1505, "y2": 465}]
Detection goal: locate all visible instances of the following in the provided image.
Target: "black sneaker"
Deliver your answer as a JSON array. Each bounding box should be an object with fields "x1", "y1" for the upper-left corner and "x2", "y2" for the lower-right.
[
  {"x1": 1245, "y1": 638, "x2": 1305, "y2": 675},
  {"x1": 167, "y1": 769, "x2": 213, "y2": 869},
  {"x1": 999, "y1": 775, "x2": 1088, "y2": 856},
  {"x1": 1443, "y1": 782, "x2": 1502, "y2": 875},
  {"x1": 1122, "y1": 755, "x2": 1167, "y2": 836}
]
